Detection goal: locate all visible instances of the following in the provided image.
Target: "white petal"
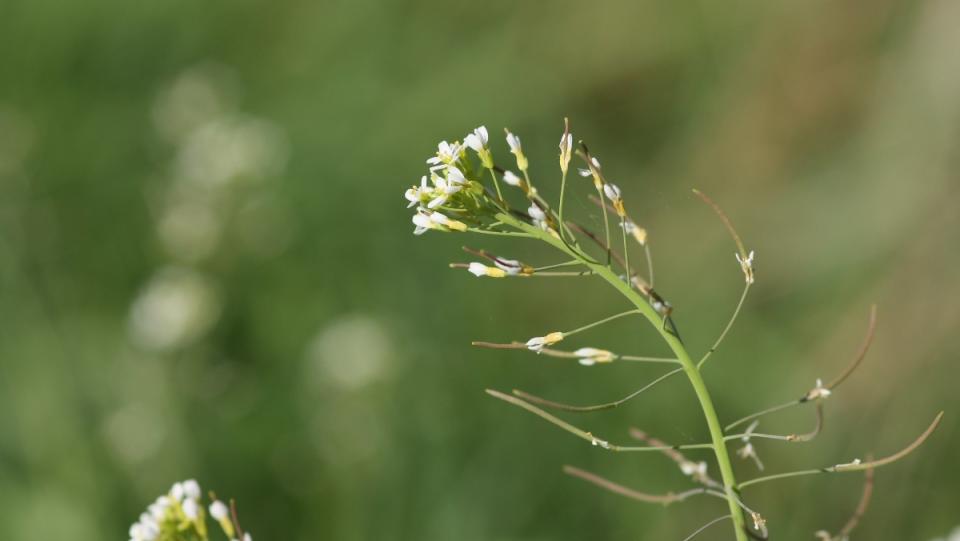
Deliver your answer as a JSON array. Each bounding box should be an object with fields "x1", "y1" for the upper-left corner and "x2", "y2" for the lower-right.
[
  {"x1": 467, "y1": 262, "x2": 487, "y2": 277},
  {"x1": 603, "y1": 183, "x2": 621, "y2": 201},
  {"x1": 446, "y1": 166, "x2": 466, "y2": 184},
  {"x1": 578, "y1": 168, "x2": 592, "y2": 177},
  {"x1": 464, "y1": 134, "x2": 482, "y2": 152},
  {"x1": 502, "y1": 170, "x2": 521, "y2": 186},
  {"x1": 528, "y1": 204, "x2": 547, "y2": 221}
]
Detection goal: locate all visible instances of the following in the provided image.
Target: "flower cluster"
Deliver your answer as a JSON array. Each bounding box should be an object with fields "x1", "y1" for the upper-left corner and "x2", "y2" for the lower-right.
[
  {"x1": 405, "y1": 127, "x2": 510, "y2": 235},
  {"x1": 128, "y1": 479, "x2": 252, "y2": 541}
]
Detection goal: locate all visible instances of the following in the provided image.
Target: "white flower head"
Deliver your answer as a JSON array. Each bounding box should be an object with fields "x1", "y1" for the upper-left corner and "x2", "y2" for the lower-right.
[
  {"x1": 737, "y1": 420, "x2": 765, "y2": 471},
  {"x1": 806, "y1": 378, "x2": 832, "y2": 400},
  {"x1": 412, "y1": 211, "x2": 466, "y2": 235},
  {"x1": 182, "y1": 498, "x2": 199, "y2": 521},
  {"x1": 182, "y1": 479, "x2": 201, "y2": 500},
  {"x1": 504, "y1": 129, "x2": 528, "y2": 171},
  {"x1": 445, "y1": 165, "x2": 467, "y2": 185},
  {"x1": 735, "y1": 250, "x2": 756, "y2": 284},
  {"x1": 623, "y1": 220, "x2": 647, "y2": 245},
  {"x1": 559, "y1": 130, "x2": 573, "y2": 173},
  {"x1": 590, "y1": 436, "x2": 611, "y2": 449},
  {"x1": 209, "y1": 500, "x2": 229, "y2": 521},
  {"x1": 528, "y1": 203, "x2": 547, "y2": 222},
  {"x1": 679, "y1": 460, "x2": 708, "y2": 478},
  {"x1": 502, "y1": 170, "x2": 522, "y2": 187},
  {"x1": 426, "y1": 140, "x2": 463, "y2": 170},
  {"x1": 506, "y1": 131, "x2": 521, "y2": 153},
  {"x1": 404, "y1": 175, "x2": 430, "y2": 208},
  {"x1": 467, "y1": 262, "x2": 506, "y2": 278},
  {"x1": 170, "y1": 482, "x2": 185, "y2": 502},
  {"x1": 603, "y1": 183, "x2": 621, "y2": 202},
  {"x1": 525, "y1": 331, "x2": 564, "y2": 353},
  {"x1": 574, "y1": 347, "x2": 615, "y2": 366},
  {"x1": 493, "y1": 257, "x2": 523, "y2": 275},
  {"x1": 464, "y1": 126, "x2": 488, "y2": 152}
]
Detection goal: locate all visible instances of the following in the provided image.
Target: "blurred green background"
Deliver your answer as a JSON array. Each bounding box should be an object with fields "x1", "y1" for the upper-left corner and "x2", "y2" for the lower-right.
[{"x1": 1, "y1": 0, "x2": 958, "y2": 539}]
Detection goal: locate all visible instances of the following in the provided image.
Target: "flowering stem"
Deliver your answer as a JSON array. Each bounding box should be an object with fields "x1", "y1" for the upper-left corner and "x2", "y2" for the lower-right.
[
  {"x1": 466, "y1": 228, "x2": 533, "y2": 238},
  {"x1": 596, "y1": 186, "x2": 612, "y2": 266},
  {"x1": 487, "y1": 168, "x2": 504, "y2": 203},
  {"x1": 496, "y1": 211, "x2": 750, "y2": 541},
  {"x1": 698, "y1": 282, "x2": 751, "y2": 370},
  {"x1": 559, "y1": 168, "x2": 569, "y2": 240},
  {"x1": 562, "y1": 309, "x2": 641, "y2": 337}
]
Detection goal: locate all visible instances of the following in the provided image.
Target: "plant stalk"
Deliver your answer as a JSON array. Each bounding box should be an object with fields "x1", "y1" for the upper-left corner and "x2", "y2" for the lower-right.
[{"x1": 498, "y1": 212, "x2": 748, "y2": 541}]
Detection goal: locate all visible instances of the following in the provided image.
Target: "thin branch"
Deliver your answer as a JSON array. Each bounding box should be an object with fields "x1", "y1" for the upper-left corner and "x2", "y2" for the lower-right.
[
  {"x1": 566, "y1": 220, "x2": 627, "y2": 271},
  {"x1": 513, "y1": 368, "x2": 683, "y2": 412},
  {"x1": 827, "y1": 304, "x2": 878, "y2": 390},
  {"x1": 725, "y1": 400, "x2": 800, "y2": 432},
  {"x1": 692, "y1": 189, "x2": 747, "y2": 257},
  {"x1": 724, "y1": 403, "x2": 823, "y2": 443},
  {"x1": 738, "y1": 412, "x2": 943, "y2": 489},
  {"x1": 562, "y1": 465, "x2": 709, "y2": 505},
  {"x1": 698, "y1": 281, "x2": 751, "y2": 370},
  {"x1": 682, "y1": 515, "x2": 733, "y2": 541},
  {"x1": 486, "y1": 389, "x2": 714, "y2": 452},
  {"x1": 840, "y1": 464, "x2": 875, "y2": 537},
  {"x1": 471, "y1": 340, "x2": 678, "y2": 365},
  {"x1": 726, "y1": 304, "x2": 878, "y2": 431},
  {"x1": 629, "y1": 428, "x2": 722, "y2": 488}
]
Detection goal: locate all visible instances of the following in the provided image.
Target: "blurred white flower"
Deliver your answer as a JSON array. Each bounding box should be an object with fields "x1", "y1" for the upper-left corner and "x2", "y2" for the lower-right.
[
  {"x1": 502, "y1": 170, "x2": 522, "y2": 187},
  {"x1": 128, "y1": 267, "x2": 220, "y2": 352},
  {"x1": 574, "y1": 347, "x2": 615, "y2": 365},
  {"x1": 209, "y1": 500, "x2": 229, "y2": 521},
  {"x1": 467, "y1": 262, "x2": 506, "y2": 278},
  {"x1": 526, "y1": 332, "x2": 564, "y2": 353}
]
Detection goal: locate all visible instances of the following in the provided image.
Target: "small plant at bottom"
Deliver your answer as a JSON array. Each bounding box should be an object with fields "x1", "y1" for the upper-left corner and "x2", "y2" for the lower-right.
[
  {"x1": 403, "y1": 120, "x2": 943, "y2": 540},
  {"x1": 127, "y1": 479, "x2": 252, "y2": 541}
]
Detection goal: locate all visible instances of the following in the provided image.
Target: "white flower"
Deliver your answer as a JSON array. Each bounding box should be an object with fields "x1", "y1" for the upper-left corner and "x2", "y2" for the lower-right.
[
  {"x1": 574, "y1": 347, "x2": 615, "y2": 365},
  {"x1": 528, "y1": 203, "x2": 547, "y2": 222},
  {"x1": 170, "y1": 482, "x2": 185, "y2": 502},
  {"x1": 559, "y1": 132, "x2": 573, "y2": 173},
  {"x1": 525, "y1": 331, "x2": 564, "y2": 352},
  {"x1": 502, "y1": 170, "x2": 522, "y2": 187},
  {"x1": 209, "y1": 500, "x2": 229, "y2": 521},
  {"x1": 182, "y1": 498, "x2": 199, "y2": 521},
  {"x1": 806, "y1": 378, "x2": 832, "y2": 400},
  {"x1": 735, "y1": 250, "x2": 756, "y2": 284},
  {"x1": 182, "y1": 479, "x2": 201, "y2": 500},
  {"x1": 737, "y1": 420, "x2": 764, "y2": 471},
  {"x1": 506, "y1": 131, "x2": 521, "y2": 153},
  {"x1": 493, "y1": 258, "x2": 522, "y2": 275},
  {"x1": 578, "y1": 168, "x2": 592, "y2": 177},
  {"x1": 426, "y1": 140, "x2": 463, "y2": 170},
  {"x1": 505, "y1": 129, "x2": 528, "y2": 171},
  {"x1": 623, "y1": 220, "x2": 647, "y2": 245},
  {"x1": 445, "y1": 165, "x2": 467, "y2": 185},
  {"x1": 412, "y1": 211, "x2": 466, "y2": 235},
  {"x1": 464, "y1": 126, "x2": 488, "y2": 152},
  {"x1": 679, "y1": 460, "x2": 708, "y2": 478},
  {"x1": 404, "y1": 175, "x2": 430, "y2": 208},
  {"x1": 467, "y1": 262, "x2": 506, "y2": 278},
  {"x1": 589, "y1": 434, "x2": 612, "y2": 449},
  {"x1": 148, "y1": 496, "x2": 170, "y2": 521},
  {"x1": 603, "y1": 183, "x2": 621, "y2": 201}
]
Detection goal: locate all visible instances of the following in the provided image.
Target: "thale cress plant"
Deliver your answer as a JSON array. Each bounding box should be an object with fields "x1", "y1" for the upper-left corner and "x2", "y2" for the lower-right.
[{"x1": 404, "y1": 120, "x2": 942, "y2": 540}]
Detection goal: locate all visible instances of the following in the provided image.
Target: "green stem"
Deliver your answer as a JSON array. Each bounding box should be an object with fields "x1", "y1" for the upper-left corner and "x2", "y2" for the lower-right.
[{"x1": 497, "y1": 212, "x2": 749, "y2": 541}]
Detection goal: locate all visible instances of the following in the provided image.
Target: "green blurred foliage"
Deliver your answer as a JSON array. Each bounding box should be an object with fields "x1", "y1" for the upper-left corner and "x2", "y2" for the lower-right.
[{"x1": 1, "y1": 0, "x2": 958, "y2": 539}]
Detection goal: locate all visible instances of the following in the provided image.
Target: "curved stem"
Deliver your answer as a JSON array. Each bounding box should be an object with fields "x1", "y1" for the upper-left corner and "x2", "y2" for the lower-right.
[{"x1": 497, "y1": 212, "x2": 750, "y2": 541}]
